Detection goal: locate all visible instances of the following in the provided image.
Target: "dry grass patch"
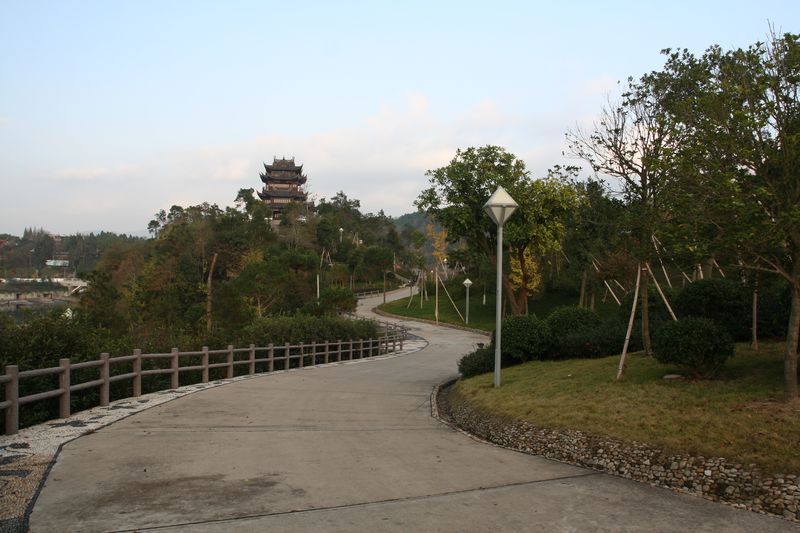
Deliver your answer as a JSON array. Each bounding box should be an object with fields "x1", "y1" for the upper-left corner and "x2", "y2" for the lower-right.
[{"x1": 453, "y1": 341, "x2": 800, "y2": 474}]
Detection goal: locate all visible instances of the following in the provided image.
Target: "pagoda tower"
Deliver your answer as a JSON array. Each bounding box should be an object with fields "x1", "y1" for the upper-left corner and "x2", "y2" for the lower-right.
[{"x1": 257, "y1": 157, "x2": 308, "y2": 220}]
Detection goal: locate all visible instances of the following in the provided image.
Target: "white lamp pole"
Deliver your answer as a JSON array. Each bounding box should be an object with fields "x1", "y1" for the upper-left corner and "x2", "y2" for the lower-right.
[
  {"x1": 463, "y1": 278, "x2": 472, "y2": 324},
  {"x1": 339, "y1": 227, "x2": 343, "y2": 243},
  {"x1": 483, "y1": 186, "x2": 519, "y2": 388}
]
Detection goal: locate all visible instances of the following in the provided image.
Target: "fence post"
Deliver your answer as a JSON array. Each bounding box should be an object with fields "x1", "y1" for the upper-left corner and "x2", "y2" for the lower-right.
[
  {"x1": 5, "y1": 365, "x2": 18, "y2": 435},
  {"x1": 400, "y1": 328, "x2": 404, "y2": 351},
  {"x1": 284, "y1": 342, "x2": 290, "y2": 370},
  {"x1": 360, "y1": 339, "x2": 364, "y2": 358},
  {"x1": 349, "y1": 340, "x2": 353, "y2": 360},
  {"x1": 133, "y1": 349, "x2": 142, "y2": 397},
  {"x1": 249, "y1": 344, "x2": 256, "y2": 375},
  {"x1": 202, "y1": 346, "x2": 209, "y2": 383},
  {"x1": 392, "y1": 332, "x2": 397, "y2": 353},
  {"x1": 59, "y1": 358, "x2": 71, "y2": 419},
  {"x1": 226, "y1": 345, "x2": 234, "y2": 379},
  {"x1": 299, "y1": 342, "x2": 304, "y2": 368},
  {"x1": 324, "y1": 341, "x2": 329, "y2": 364},
  {"x1": 336, "y1": 340, "x2": 342, "y2": 362},
  {"x1": 170, "y1": 348, "x2": 179, "y2": 389},
  {"x1": 268, "y1": 343, "x2": 275, "y2": 372},
  {"x1": 100, "y1": 353, "x2": 110, "y2": 407},
  {"x1": 310, "y1": 342, "x2": 317, "y2": 366}
]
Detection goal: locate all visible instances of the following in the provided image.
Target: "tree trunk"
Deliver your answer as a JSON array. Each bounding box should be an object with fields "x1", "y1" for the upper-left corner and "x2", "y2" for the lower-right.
[
  {"x1": 702, "y1": 257, "x2": 714, "y2": 280},
  {"x1": 579, "y1": 269, "x2": 587, "y2": 307},
  {"x1": 205, "y1": 252, "x2": 218, "y2": 334},
  {"x1": 784, "y1": 259, "x2": 800, "y2": 402},
  {"x1": 640, "y1": 266, "x2": 652, "y2": 356}
]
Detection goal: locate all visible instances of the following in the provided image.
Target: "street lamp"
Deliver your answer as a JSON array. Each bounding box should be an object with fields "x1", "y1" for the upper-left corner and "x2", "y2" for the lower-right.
[
  {"x1": 339, "y1": 227, "x2": 343, "y2": 243},
  {"x1": 483, "y1": 186, "x2": 518, "y2": 388},
  {"x1": 463, "y1": 278, "x2": 472, "y2": 324}
]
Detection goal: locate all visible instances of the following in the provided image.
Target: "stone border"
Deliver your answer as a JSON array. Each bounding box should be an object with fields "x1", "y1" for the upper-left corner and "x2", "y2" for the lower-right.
[
  {"x1": 433, "y1": 379, "x2": 800, "y2": 523},
  {"x1": 372, "y1": 307, "x2": 492, "y2": 337},
  {"x1": 0, "y1": 337, "x2": 428, "y2": 533}
]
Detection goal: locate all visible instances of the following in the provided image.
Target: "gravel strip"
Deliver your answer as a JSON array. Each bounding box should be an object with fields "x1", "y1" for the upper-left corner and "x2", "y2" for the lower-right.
[{"x1": 433, "y1": 379, "x2": 800, "y2": 524}]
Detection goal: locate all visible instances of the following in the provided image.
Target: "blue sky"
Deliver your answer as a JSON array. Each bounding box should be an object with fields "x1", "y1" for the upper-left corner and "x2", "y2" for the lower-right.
[{"x1": 1, "y1": 1, "x2": 798, "y2": 235}]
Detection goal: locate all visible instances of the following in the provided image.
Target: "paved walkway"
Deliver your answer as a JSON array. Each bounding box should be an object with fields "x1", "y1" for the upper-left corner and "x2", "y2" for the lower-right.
[{"x1": 29, "y1": 292, "x2": 797, "y2": 532}]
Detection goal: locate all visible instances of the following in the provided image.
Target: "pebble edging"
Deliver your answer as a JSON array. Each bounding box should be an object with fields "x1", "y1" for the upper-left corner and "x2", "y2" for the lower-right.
[{"x1": 435, "y1": 379, "x2": 800, "y2": 523}]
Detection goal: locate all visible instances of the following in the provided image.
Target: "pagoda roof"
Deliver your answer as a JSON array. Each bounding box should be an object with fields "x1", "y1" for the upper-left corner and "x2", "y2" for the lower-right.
[
  {"x1": 257, "y1": 189, "x2": 308, "y2": 200},
  {"x1": 264, "y1": 157, "x2": 303, "y2": 172},
  {"x1": 260, "y1": 172, "x2": 307, "y2": 184}
]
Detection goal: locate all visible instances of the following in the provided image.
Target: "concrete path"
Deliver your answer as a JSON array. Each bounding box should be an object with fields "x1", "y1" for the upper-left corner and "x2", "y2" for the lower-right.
[{"x1": 29, "y1": 292, "x2": 797, "y2": 532}]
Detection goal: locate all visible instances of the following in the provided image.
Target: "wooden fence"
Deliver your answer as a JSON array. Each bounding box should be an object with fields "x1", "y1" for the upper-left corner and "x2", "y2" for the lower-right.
[{"x1": 1, "y1": 324, "x2": 407, "y2": 435}]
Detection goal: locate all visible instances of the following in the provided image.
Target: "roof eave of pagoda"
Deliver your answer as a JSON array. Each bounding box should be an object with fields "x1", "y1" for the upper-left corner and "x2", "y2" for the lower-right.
[{"x1": 260, "y1": 173, "x2": 307, "y2": 184}]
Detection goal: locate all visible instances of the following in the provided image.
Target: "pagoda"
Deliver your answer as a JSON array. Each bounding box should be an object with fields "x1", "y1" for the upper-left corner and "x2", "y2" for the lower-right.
[{"x1": 257, "y1": 157, "x2": 308, "y2": 220}]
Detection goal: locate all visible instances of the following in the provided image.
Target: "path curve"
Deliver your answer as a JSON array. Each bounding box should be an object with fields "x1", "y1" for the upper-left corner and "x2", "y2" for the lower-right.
[{"x1": 29, "y1": 291, "x2": 796, "y2": 532}]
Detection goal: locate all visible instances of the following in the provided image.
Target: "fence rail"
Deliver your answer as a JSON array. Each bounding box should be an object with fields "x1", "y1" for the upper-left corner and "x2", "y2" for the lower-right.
[{"x1": 2, "y1": 323, "x2": 407, "y2": 435}]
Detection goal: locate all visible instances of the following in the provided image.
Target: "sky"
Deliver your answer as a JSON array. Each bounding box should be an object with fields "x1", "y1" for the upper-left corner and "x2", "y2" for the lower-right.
[{"x1": 1, "y1": 1, "x2": 798, "y2": 236}]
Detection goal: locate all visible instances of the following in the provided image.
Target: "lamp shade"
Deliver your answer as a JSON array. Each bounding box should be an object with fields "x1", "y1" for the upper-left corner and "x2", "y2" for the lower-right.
[
  {"x1": 463, "y1": 278, "x2": 473, "y2": 288},
  {"x1": 483, "y1": 186, "x2": 519, "y2": 226}
]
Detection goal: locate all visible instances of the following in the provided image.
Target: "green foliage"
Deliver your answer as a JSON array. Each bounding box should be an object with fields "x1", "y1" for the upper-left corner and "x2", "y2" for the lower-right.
[
  {"x1": 653, "y1": 317, "x2": 734, "y2": 378},
  {"x1": 673, "y1": 279, "x2": 750, "y2": 341},
  {"x1": 499, "y1": 314, "x2": 551, "y2": 362},
  {"x1": 458, "y1": 346, "x2": 495, "y2": 378},
  {"x1": 237, "y1": 315, "x2": 379, "y2": 346},
  {"x1": 416, "y1": 145, "x2": 578, "y2": 314},
  {"x1": 546, "y1": 306, "x2": 602, "y2": 359}
]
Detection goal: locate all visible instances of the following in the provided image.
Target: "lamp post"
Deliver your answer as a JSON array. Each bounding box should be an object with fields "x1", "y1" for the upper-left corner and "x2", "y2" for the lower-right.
[
  {"x1": 339, "y1": 227, "x2": 343, "y2": 243},
  {"x1": 483, "y1": 186, "x2": 518, "y2": 388},
  {"x1": 463, "y1": 278, "x2": 472, "y2": 324}
]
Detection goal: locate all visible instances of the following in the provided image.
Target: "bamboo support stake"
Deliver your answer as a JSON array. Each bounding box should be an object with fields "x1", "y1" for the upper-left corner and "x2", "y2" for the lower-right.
[
  {"x1": 617, "y1": 265, "x2": 642, "y2": 380},
  {"x1": 646, "y1": 262, "x2": 677, "y2": 321},
  {"x1": 652, "y1": 235, "x2": 673, "y2": 289},
  {"x1": 438, "y1": 276, "x2": 465, "y2": 322}
]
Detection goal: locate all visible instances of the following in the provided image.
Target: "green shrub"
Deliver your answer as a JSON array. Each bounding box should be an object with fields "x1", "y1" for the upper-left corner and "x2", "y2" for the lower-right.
[
  {"x1": 238, "y1": 314, "x2": 379, "y2": 346},
  {"x1": 458, "y1": 346, "x2": 495, "y2": 378},
  {"x1": 673, "y1": 279, "x2": 750, "y2": 341},
  {"x1": 594, "y1": 317, "x2": 641, "y2": 356},
  {"x1": 546, "y1": 306, "x2": 601, "y2": 359},
  {"x1": 547, "y1": 306, "x2": 601, "y2": 338},
  {"x1": 498, "y1": 314, "x2": 551, "y2": 361},
  {"x1": 652, "y1": 317, "x2": 734, "y2": 378}
]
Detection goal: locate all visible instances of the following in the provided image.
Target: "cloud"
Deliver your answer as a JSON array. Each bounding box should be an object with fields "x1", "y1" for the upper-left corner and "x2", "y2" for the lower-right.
[
  {"x1": 53, "y1": 164, "x2": 138, "y2": 182},
  {"x1": 3, "y1": 91, "x2": 583, "y2": 235}
]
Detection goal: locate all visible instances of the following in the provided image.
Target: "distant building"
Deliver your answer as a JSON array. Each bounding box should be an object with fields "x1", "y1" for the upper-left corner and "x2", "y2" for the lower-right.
[{"x1": 257, "y1": 157, "x2": 309, "y2": 220}]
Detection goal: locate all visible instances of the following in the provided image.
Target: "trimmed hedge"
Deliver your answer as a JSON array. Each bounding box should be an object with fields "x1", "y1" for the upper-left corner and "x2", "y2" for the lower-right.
[
  {"x1": 458, "y1": 347, "x2": 496, "y2": 378},
  {"x1": 673, "y1": 279, "x2": 750, "y2": 341},
  {"x1": 499, "y1": 314, "x2": 551, "y2": 362},
  {"x1": 652, "y1": 317, "x2": 734, "y2": 378}
]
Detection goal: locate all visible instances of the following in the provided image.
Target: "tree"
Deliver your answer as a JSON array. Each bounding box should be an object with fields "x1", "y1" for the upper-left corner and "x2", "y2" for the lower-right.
[
  {"x1": 655, "y1": 31, "x2": 800, "y2": 399},
  {"x1": 416, "y1": 146, "x2": 577, "y2": 314},
  {"x1": 568, "y1": 75, "x2": 684, "y2": 366}
]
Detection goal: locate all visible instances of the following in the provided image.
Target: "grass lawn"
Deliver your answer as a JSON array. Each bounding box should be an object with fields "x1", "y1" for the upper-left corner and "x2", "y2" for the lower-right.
[
  {"x1": 452, "y1": 341, "x2": 800, "y2": 474},
  {"x1": 379, "y1": 289, "x2": 618, "y2": 332}
]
